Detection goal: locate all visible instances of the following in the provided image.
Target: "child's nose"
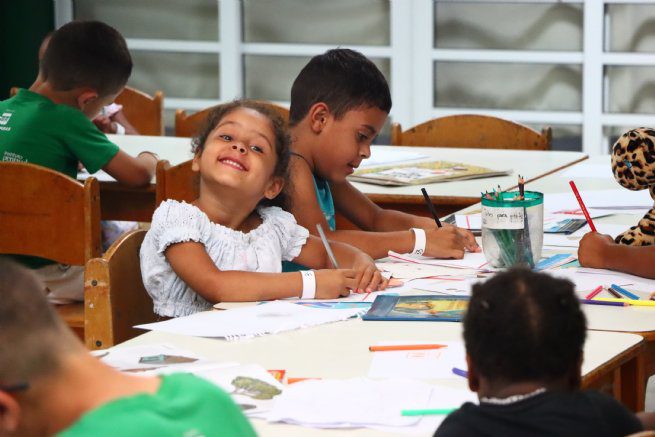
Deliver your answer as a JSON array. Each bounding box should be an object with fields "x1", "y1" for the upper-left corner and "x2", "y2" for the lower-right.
[
  {"x1": 360, "y1": 143, "x2": 371, "y2": 159},
  {"x1": 231, "y1": 144, "x2": 247, "y2": 154}
]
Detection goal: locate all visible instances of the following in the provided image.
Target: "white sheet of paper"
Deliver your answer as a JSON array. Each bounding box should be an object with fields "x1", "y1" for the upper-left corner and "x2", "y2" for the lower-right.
[
  {"x1": 388, "y1": 251, "x2": 490, "y2": 270},
  {"x1": 368, "y1": 341, "x2": 466, "y2": 379},
  {"x1": 94, "y1": 343, "x2": 214, "y2": 372},
  {"x1": 543, "y1": 189, "x2": 652, "y2": 214},
  {"x1": 455, "y1": 214, "x2": 481, "y2": 230},
  {"x1": 266, "y1": 378, "x2": 433, "y2": 427},
  {"x1": 559, "y1": 162, "x2": 613, "y2": 179},
  {"x1": 549, "y1": 269, "x2": 655, "y2": 297},
  {"x1": 408, "y1": 277, "x2": 479, "y2": 296},
  {"x1": 135, "y1": 301, "x2": 366, "y2": 339},
  {"x1": 359, "y1": 147, "x2": 429, "y2": 169},
  {"x1": 78, "y1": 169, "x2": 115, "y2": 182},
  {"x1": 376, "y1": 262, "x2": 478, "y2": 280}
]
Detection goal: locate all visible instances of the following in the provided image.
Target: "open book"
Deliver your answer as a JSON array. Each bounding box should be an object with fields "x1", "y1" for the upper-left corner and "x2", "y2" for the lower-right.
[{"x1": 349, "y1": 160, "x2": 511, "y2": 186}]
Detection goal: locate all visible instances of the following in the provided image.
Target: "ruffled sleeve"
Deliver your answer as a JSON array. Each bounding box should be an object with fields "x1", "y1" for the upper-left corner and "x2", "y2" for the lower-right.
[
  {"x1": 151, "y1": 200, "x2": 210, "y2": 254},
  {"x1": 258, "y1": 206, "x2": 309, "y2": 261}
]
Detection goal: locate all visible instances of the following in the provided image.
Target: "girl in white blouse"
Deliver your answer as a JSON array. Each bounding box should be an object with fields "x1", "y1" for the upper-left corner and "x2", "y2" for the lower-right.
[{"x1": 140, "y1": 100, "x2": 388, "y2": 317}]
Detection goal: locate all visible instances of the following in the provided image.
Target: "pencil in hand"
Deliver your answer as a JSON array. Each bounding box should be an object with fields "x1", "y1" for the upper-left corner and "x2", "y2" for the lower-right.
[
  {"x1": 420, "y1": 187, "x2": 442, "y2": 228},
  {"x1": 568, "y1": 180, "x2": 597, "y2": 232}
]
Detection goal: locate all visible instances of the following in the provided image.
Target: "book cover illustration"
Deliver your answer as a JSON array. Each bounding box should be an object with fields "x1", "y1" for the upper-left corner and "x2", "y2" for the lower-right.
[
  {"x1": 349, "y1": 160, "x2": 510, "y2": 186},
  {"x1": 362, "y1": 295, "x2": 469, "y2": 322}
]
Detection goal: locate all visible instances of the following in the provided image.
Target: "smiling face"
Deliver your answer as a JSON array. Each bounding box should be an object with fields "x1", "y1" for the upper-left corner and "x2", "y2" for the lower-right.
[
  {"x1": 313, "y1": 105, "x2": 387, "y2": 182},
  {"x1": 192, "y1": 107, "x2": 283, "y2": 203}
]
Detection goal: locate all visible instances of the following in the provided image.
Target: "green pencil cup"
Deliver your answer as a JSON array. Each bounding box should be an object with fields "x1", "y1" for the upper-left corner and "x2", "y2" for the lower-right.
[{"x1": 481, "y1": 191, "x2": 543, "y2": 268}]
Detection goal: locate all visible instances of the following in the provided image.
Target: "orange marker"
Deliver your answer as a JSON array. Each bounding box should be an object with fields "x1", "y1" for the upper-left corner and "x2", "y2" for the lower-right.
[{"x1": 368, "y1": 344, "x2": 447, "y2": 352}]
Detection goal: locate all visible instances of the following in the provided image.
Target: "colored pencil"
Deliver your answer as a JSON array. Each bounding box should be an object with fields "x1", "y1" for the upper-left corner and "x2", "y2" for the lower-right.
[
  {"x1": 606, "y1": 287, "x2": 622, "y2": 298},
  {"x1": 595, "y1": 298, "x2": 655, "y2": 307},
  {"x1": 401, "y1": 408, "x2": 456, "y2": 416},
  {"x1": 315, "y1": 223, "x2": 339, "y2": 269},
  {"x1": 610, "y1": 283, "x2": 640, "y2": 300},
  {"x1": 452, "y1": 367, "x2": 468, "y2": 378},
  {"x1": 579, "y1": 299, "x2": 627, "y2": 307},
  {"x1": 421, "y1": 187, "x2": 442, "y2": 227},
  {"x1": 585, "y1": 285, "x2": 604, "y2": 300},
  {"x1": 368, "y1": 344, "x2": 447, "y2": 352},
  {"x1": 568, "y1": 181, "x2": 597, "y2": 232}
]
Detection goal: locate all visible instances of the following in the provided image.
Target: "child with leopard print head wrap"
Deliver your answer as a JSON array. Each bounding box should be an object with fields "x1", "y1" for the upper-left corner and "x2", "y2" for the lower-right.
[{"x1": 578, "y1": 127, "x2": 655, "y2": 279}]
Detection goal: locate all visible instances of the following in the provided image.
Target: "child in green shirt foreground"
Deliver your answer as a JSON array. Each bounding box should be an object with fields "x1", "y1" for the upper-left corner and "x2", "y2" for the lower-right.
[{"x1": 0, "y1": 258, "x2": 255, "y2": 437}]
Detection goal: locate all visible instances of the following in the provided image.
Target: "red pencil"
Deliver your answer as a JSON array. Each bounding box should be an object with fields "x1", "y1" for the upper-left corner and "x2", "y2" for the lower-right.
[
  {"x1": 568, "y1": 181, "x2": 597, "y2": 232},
  {"x1": 585, "y1": 285, "x2": 603, "y2": 300}
]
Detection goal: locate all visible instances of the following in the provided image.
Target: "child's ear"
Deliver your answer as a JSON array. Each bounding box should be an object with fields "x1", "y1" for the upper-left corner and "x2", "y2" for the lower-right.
[
  {"x1": 465, "y1": 354, "x2": 480, "y2": 393},
  {"x1": 191, "y1": 152, "x2": 201, "y2": 173},
  {"x1": 77, "y1": 89, "x2": 99, "y2": 110},
  {"x1": 308, "y1": 103, "x2": 330, "y2": 134},
  {"x1": 264, "y1": 176, "x2": 284, "y2": 200},
  {"x1": 0, "y1": 391, "x2": 21, "y2": 433}
]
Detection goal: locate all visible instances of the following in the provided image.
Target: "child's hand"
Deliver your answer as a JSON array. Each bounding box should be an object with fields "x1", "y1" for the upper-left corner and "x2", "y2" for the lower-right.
[
  {"x1": 578, "y1": 232, "x2": 615, "y2": 269},
  {"x1": 314, "y1": 269, "x2": 358, "y2": 299},
  {"x1": 351, "y1": 252, "x2": 389, "y2": 293},
  {"x1": 424, "y1": 226, "x2": 475, "y2": 259},
  {"x1": 447, "y1": 223, "x2": 480, "y2": 253},
  {"x1": 93, "y1": 115, "x2": 118, "y2": 134}
]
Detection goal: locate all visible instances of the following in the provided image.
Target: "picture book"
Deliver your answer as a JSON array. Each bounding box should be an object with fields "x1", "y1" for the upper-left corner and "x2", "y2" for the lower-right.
[
  {"x1": 349, "y1": 160, "x2": 511, "y2": 186},
  {"x1": 362, "y1": 295, "x2": 469, "y2": 322}
]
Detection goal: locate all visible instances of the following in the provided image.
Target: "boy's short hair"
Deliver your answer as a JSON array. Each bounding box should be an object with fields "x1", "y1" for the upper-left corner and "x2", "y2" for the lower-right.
[
  {"x1": 289, "y1": 48, "x2": 392, "y2": 126},
  {"x1": 464, "y1": 268, "x2": 587, "y2": 385},
  {"x1": 0, "y1": 258, "x2": 80, "y2": 386},
  {"x1": 42, "y1": 20, "x2": 132, "y2": 97}
]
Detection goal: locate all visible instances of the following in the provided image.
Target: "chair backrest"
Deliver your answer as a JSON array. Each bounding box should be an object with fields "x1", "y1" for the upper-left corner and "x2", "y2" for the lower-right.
[
  {"x1": 155, "y1": 159, "x2": 197, "y2": 206},
  {"x1": 391, "y1": 115, "x2": 551, "y2": 150},
  {"x1": 114, "y1": 86, "x2": 165, "y2": 136},
  {"x1": 0, "y1": 163, "x2": 101, "y2": 265},
  {"x1": 85, "y1": 229, "x2": 158, "y2": 349},
  {"x1": 174, "y1": 101, "x2": 290, "y2": 137}
]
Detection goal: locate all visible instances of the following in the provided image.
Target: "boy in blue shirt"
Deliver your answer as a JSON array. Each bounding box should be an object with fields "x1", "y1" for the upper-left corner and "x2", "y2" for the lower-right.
[
  {"x1": 285, "y1": 49, "x2": 479, "y2": 281},
  {"x1": 0, "y1": 21, "x2": 157, "y2": 302}
]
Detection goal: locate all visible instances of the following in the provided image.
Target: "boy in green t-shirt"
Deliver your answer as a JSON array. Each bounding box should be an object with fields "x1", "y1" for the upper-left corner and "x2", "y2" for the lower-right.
[
  {"x1": 0, "y1": 258, "x2": 256, "y2": 437},
  {"x1": 0, "y1": 21, "x2": 158, "y2": 302}
]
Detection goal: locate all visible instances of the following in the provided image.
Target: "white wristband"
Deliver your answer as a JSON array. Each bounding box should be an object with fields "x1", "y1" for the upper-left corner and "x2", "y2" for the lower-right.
[
  {"x1": 300, "y1": 270, "x2": 316, "y2": 299},
  {"x1": 411, "y1": 228, "x2": 426, "y2": 256},
  {"x1": 114, "y1": 122, "x2": 126, "y2": 135}
]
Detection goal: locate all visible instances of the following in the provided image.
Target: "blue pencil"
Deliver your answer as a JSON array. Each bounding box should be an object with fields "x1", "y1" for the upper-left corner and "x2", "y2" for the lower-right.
[
  {"x1": 579, "y1": 299, "x2": 627, "y2": 307},
  {"x1": 452, "y1": 367, "x2": 468, "y2": 378},
  {"x1": 610, "y1": 284, "x2": 640, "y2": 300}
]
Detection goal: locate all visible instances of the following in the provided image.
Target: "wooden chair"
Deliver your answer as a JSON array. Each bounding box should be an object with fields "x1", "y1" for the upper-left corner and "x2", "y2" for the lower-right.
[
  {"x1": 85, "y1": 229, "x2": 158, "y2": 350},
  {"x1": 175, "y1": 101, "x2": 290, "y2": 137},
  {"x1": 391, "y1": 115, "x2": 552, "y2": 150},
  {"x1": 155, "y1": 159, "x2": 197, "y2": 206},
  {"x1": 0, "y1": 163, "x2": 101, "y2": 337},
  {"x1": 114, "y1": 86, "x2": 164, "y2": 136}
]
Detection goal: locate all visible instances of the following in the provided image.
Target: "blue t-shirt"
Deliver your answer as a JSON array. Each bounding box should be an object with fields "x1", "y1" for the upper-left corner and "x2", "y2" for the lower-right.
[{"x1": 282, "y1": 175, "x2": 335, "y2": 272}]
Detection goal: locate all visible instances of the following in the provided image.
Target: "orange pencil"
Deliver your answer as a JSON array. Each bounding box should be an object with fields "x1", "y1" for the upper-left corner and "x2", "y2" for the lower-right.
[{"x1": 368, "y1": 344, "x2": 447, "y2": 352}]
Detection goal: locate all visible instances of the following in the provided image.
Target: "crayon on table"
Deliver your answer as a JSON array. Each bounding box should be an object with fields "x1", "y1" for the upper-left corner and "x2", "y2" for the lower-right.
[
  {"x1": 595, "y1": 298, "x2": 655, "y2": 307},
  {"x1": 610, "y1": 284, "x2": 640, "y2": 300},
  {"x1": 579, "y1": 299, "x2": 627, "y2": 307},
  {"x1": 401, "y1": 408, "x2": 456, "y2": 416},
  {"x1": 368, "y1": 344, "x2": 447, "y2": 352},
  {"x1": 585, "y1": 285, "x2": 604, "y2": 300},
  {"x1": 452, "y1": 367, "x2": 468, "y2": 378}
]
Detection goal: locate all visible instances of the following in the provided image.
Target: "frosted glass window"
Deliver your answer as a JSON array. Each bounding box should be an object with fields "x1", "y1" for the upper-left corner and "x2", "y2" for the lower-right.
[
  {"x1": 607, "y1": 66, "x2": 655, "y2": 114},
  {"x1": 434, "y1": 3, "x2": 582, "y2": 51},
  {"x1": 244, "y1": 55, "x2": 391, "y2": 103},
  {"x1": 243, "y1": 0, "x2": 389, "y2": 45},
  {"x1": 434, "y1": 62, "x2": 582, "y2": 111},
  {"x1": 74, "y1": 0, "x2": 218, "y2": 41},
  {"x1": 608, "y1": 5, "x2": 655, "y2": 53},
  {"x1": 128, "y1": 51, "x2": 219, "y2": 100}
]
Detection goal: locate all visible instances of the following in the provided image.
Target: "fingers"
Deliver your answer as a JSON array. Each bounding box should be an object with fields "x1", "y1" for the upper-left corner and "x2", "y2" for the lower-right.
[
  {"x1": 356, "y1": 267, "x2": 374, "y2": 293},
  {"x1": 459, "y1": 228, "x2": 481, "y2": 252}
]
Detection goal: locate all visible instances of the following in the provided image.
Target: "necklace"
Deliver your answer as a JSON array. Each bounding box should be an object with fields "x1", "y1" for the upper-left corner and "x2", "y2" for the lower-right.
[
  {"x1": 290, "y1": 151, "x2": 314, "y2": 171},
  {"x1": 480, "y1": 387, "x2": 546, "y2": 405}
]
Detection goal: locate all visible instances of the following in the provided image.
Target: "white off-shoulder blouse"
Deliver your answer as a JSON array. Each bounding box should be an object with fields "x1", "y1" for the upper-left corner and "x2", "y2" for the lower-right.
[{"x1": 140, "y1": 200, "x2": 309, "y2": 317}]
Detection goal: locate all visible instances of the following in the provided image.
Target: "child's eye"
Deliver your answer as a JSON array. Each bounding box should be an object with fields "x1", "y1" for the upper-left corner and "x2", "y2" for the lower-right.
[
  {"x1": 250, "y1": 145, "x2": 264, "y2": 153},
  {"x1": 220, "y1": 134, "x2": 232, "y2": 141},
  {"x1": 357, "y1": 132, "x2": 369, "y2": 142}
]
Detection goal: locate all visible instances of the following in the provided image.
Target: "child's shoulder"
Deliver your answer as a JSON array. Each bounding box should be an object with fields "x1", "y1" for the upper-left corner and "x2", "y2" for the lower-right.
[{"x1": 152, "y1": 200, "x2": 207, "y2": 226}]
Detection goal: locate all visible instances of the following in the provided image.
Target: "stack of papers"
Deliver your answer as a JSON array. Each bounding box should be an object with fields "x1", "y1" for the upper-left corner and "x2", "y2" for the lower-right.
[
  {"x1": 359, "y1": 148, "x2": 428, "y2": 169},
  {"x1": 135, "y1": 301, "x2": 366, "y2": 340}
]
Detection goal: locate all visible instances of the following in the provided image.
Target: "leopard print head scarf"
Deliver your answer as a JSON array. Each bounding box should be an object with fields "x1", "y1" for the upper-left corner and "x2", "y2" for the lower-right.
[{"x1": 611, "y1": 127, "x2": 655, "y2": 245}]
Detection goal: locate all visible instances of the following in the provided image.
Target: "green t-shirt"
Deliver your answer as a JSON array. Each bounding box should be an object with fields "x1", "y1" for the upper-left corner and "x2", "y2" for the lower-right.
[
  {"x1": 57, "y1": 373, "x2": 257, "y2": 437},
  {"x1": 0, "y1": 89, "x2": 120, "y2": 268}
]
